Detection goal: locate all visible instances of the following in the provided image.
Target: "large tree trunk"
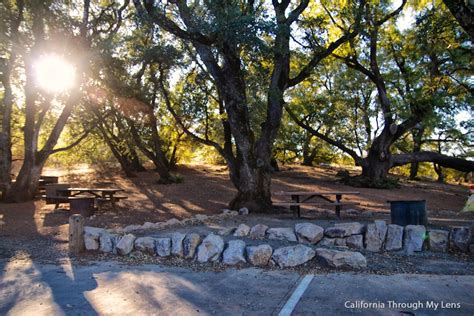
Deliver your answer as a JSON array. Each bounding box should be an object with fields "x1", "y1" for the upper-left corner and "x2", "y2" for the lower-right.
[
  {"x1": 129, "y1": 121, "x2": 174, "y2": 183},
  {"x1": 101, "y1": 133, "x2": 140, "y2": 178},
  {"x1": 128, "y1": 148, "x2": 146, "y2": 172},
  {"x1": 228, "y1": 163, "x2": 272, "y2": 212},
  {"x1": 6, "y1": 160, "x2": 44, "y2": 202},
  {"x1": 357, "y1": 120, "x2": 396, "y2": 184},
  {"x1": 4, "y1": 0, "x2": 87, "y2": 202},
  {"x1": 302, "y1": 132, "x2": 316, "y2": 166},
  {"x1": 361, "y1": 149, "x2": 392, "y2": 183},
  {"x1": 0, "y1": 0, "x2": 24, "y2": 198},
  {"x1": 154, "y1": 157, "x2": 174, "y2": 184},
  {"x1": 410, "y1": 160, "x2": 420, "y2": 180},
  {"x1": 0, "y1": 70, "x2": 14, "y2": 196},
  {"x1": 224, "y1": 93, "x2": 274, "y2": 212},
  {"x1": 409, "y1": 161, "x2": 419, "y2": 180},
  {"x1": 135, "y1": 0, "x2": 343, "y2": 212}
]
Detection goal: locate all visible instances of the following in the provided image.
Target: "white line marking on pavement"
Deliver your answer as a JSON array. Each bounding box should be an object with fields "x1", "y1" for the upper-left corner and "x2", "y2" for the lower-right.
[{"x1": 278, "y1": 274, "x2": 314, "y2": 316}]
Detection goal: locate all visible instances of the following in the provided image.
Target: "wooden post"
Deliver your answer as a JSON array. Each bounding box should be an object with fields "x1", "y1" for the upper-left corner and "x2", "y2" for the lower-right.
[{"x1": 69, "y1": 214, "x2": 85, "y2": 254}]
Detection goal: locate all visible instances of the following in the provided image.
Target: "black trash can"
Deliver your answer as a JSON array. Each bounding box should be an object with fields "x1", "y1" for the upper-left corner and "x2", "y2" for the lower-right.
[{"x1": 389, "y1": 200, "x2": 427, "y2": 226}]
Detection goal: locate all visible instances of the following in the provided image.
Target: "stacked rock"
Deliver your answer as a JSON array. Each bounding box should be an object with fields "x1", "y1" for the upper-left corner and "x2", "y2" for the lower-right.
[{"x1": 81, "y1": 218, "x2": 472, "y2": 271}]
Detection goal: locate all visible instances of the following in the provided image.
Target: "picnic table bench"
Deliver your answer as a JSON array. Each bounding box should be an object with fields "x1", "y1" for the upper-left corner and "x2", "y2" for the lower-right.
[{"x1": 273, "y1": 191, "x2": 360, "y2": 218}]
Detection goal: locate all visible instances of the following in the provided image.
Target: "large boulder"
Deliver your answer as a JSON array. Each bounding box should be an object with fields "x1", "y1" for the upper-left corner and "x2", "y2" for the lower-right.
[
  {"x1": 404, "y1": 225, "x2": 426, "y2": 253},
  {"x1": 217, "y1": 227, "x2": 236, "y2": 236},
  {"x1": 134, "y1": 237, "x2": 156, "y2": 255},
  {"x1": 171, "y1": 232, "x2": 186, "y2": 257},
  {"x1": 315, "y1": 248, "x2": 367, "y2": 269},
  {"x1": 249, "y1": 224, "x2": 269, "y2": 239},
  {"x1": 246, "y1": 244, "x2": 273, "y2": 266},
  {"x1": 319, "y1": 237, "x2": 336, "y2": 247},
  {"x1": 194, "y1": 214, "x2": 209, "y2": 222},
  {"x1": 335, "y1": 238, "x2": 347, "y2": 247},
  {"x1": 233, "y1": 224, "x2": 251, "y2": 237},
  {"x1": 222, "y1": 209, "x2": 238, "y2": 216},
  {"x1": 116, "y1": 234, "x2": 136, "y2": 256},
  {"x1": 385, "y1": 224, "x2": 404, "y2": 251},
  {"x1": 346, "y1": 235, "x2": 363, "y2": 249},
  {"x1": 365, "y1": 220, "x2": 387, "y2": 252},
  {"x1": 123, "y1": 224, "x2": 142, "y2": 233},
  {"x1": 325, "y1": 222, "x2": 365, "y2": 238},
  {"x1": 267, "y1": 227, "x2": 297, "y2": 242},
  {"x1": 324, "y1": 227, "x2": 348, "y2": 238},
  {"x1": 295, "y1": 223, "x2": 324, "y2": 244},
  {"x1": 155, "y1": 238, "x2": 171, "y2": 257},
  {"x1": 111, "y1": 235, "x2": 122, "y2": 254},
  {"x1": 183, "y1": 233, "x2": 201, "y2": 259},
  {"x1": 164, "y1": 218, "x2": 182, "y2": 227},
  {"x1": 334, "y1": 222, "x2": 366, "y2": 236},
  {"x1": 84, "y1": 226, "x2": 105, "y2": 251},
  {"x1": 271, "y1": 245, "x2": 315, "y2": 268},
  {"x1": 450, "y1": 226, "x2": 471, "y2": 252},
  {"x1": 238, "y1": 207, "x2": 249, "y2": 215},
  {"x1": 428, "y1": 230, "x2": 449, "y2": 252},
  {"x1": 142, "y1": 222, "x2": 160, "y2": 230},
  {"x1": 197, "y1": 233, "x2": 225, "y2": 262},
  {"x1": 99, "y1": 231, "x2": 114, "y2": 253},
  {"x1": 222, "y1": 240, "x2": 246, "y2": 265}
]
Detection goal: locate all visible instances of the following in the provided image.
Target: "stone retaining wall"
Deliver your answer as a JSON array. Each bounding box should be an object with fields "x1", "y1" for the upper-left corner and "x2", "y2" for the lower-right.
[{"x1": 81, "y1": 211, "x2": 473, "y2": 270}]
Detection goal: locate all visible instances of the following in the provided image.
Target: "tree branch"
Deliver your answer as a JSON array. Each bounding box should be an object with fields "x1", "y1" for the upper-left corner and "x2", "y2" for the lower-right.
[
  {"x1": 50, "y1": 128, "x2": 91, "y2": 154},
  {"x1": 285, "y1": 106, "x2": 364, "y2": 165},
  {"x1": 442, "y1": 0, "x2": 474, "y2": 41},
  {"x1": 156, "y1": 68, "x2": 227, "y2": 159},
  {"x1": 391, "y1": 151, "x2": 474, "y2": 172},
  {"x1": 287, "y1": 0, "x2": 310, "y2": 25},
  {"x1": 132, "y1": 0, "x2": 216, "y2": 45},
  {"x1": 288, "y1": 0, "x2": 366, "y2": 87}
]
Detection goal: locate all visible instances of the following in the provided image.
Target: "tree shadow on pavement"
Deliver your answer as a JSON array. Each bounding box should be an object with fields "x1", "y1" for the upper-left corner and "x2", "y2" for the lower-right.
[{"x1": 0, "y1": 201, "x2": 99, "y2": 315}]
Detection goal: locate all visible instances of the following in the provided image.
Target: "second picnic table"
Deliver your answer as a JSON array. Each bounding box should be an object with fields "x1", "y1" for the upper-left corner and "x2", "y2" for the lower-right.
[
  {"x1": 57, "y1": 187, "x2": 127, "y2": 209},
  {"x1": 273, "y1": 191, "x2": 360, "y2": 218}
]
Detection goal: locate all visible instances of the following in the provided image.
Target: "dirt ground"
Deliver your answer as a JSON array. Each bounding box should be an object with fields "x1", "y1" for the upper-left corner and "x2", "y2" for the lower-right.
[{"x1": 0, "y1": 163, "x2": 472, "y2": 264}]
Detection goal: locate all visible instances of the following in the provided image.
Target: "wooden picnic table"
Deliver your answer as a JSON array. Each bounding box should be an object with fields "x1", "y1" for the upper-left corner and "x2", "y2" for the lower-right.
[
  {"x1": 57, "y1": 187, "x2": 127, "y2": 209},
  {"x1": 273, "y1": 191, "x2": 360, "y2": 218}
]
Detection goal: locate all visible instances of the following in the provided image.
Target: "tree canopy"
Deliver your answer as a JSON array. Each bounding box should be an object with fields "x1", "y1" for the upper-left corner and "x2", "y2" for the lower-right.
[{"x1": 0, "y1": 0, "x2": 472, "y2": 208}]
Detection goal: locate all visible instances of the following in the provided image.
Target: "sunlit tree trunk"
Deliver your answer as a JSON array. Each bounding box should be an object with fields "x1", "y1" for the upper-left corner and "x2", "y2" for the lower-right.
[
  {"x1": 94, "y1": 115, "x2": 144, "y2": 178},
  {"x1": 0, "y1": 68, "x2": 14, "y2": 196},
  {"x1": 0, "y1": 1, "x2": 24, "y2": 198},
  {"x1": 5, "y1": 1, "x2": 84, "y2": 202},
  {"x1": 434, "y1": 163, "x2": 444, "y2": 183},
  {"x1": 128, "y1": 101, "x2": 174, "y2": 183}
]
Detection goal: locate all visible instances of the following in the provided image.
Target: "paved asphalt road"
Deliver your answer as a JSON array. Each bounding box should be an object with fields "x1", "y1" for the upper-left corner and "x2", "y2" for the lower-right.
[{"x1": 1, "y1": 260, "x2": 473, "y2": 315}]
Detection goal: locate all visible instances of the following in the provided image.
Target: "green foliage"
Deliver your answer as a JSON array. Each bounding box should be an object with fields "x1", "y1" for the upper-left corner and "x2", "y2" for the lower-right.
[{"x1": 1, "y1": 0, "x2": 472, "y2": 185}]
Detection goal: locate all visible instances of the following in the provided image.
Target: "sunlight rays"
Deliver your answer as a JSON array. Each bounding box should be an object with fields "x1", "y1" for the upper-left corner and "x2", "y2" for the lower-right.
[{"x1": 34, "y1": 54, "x2": 76, "y2": 93}]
